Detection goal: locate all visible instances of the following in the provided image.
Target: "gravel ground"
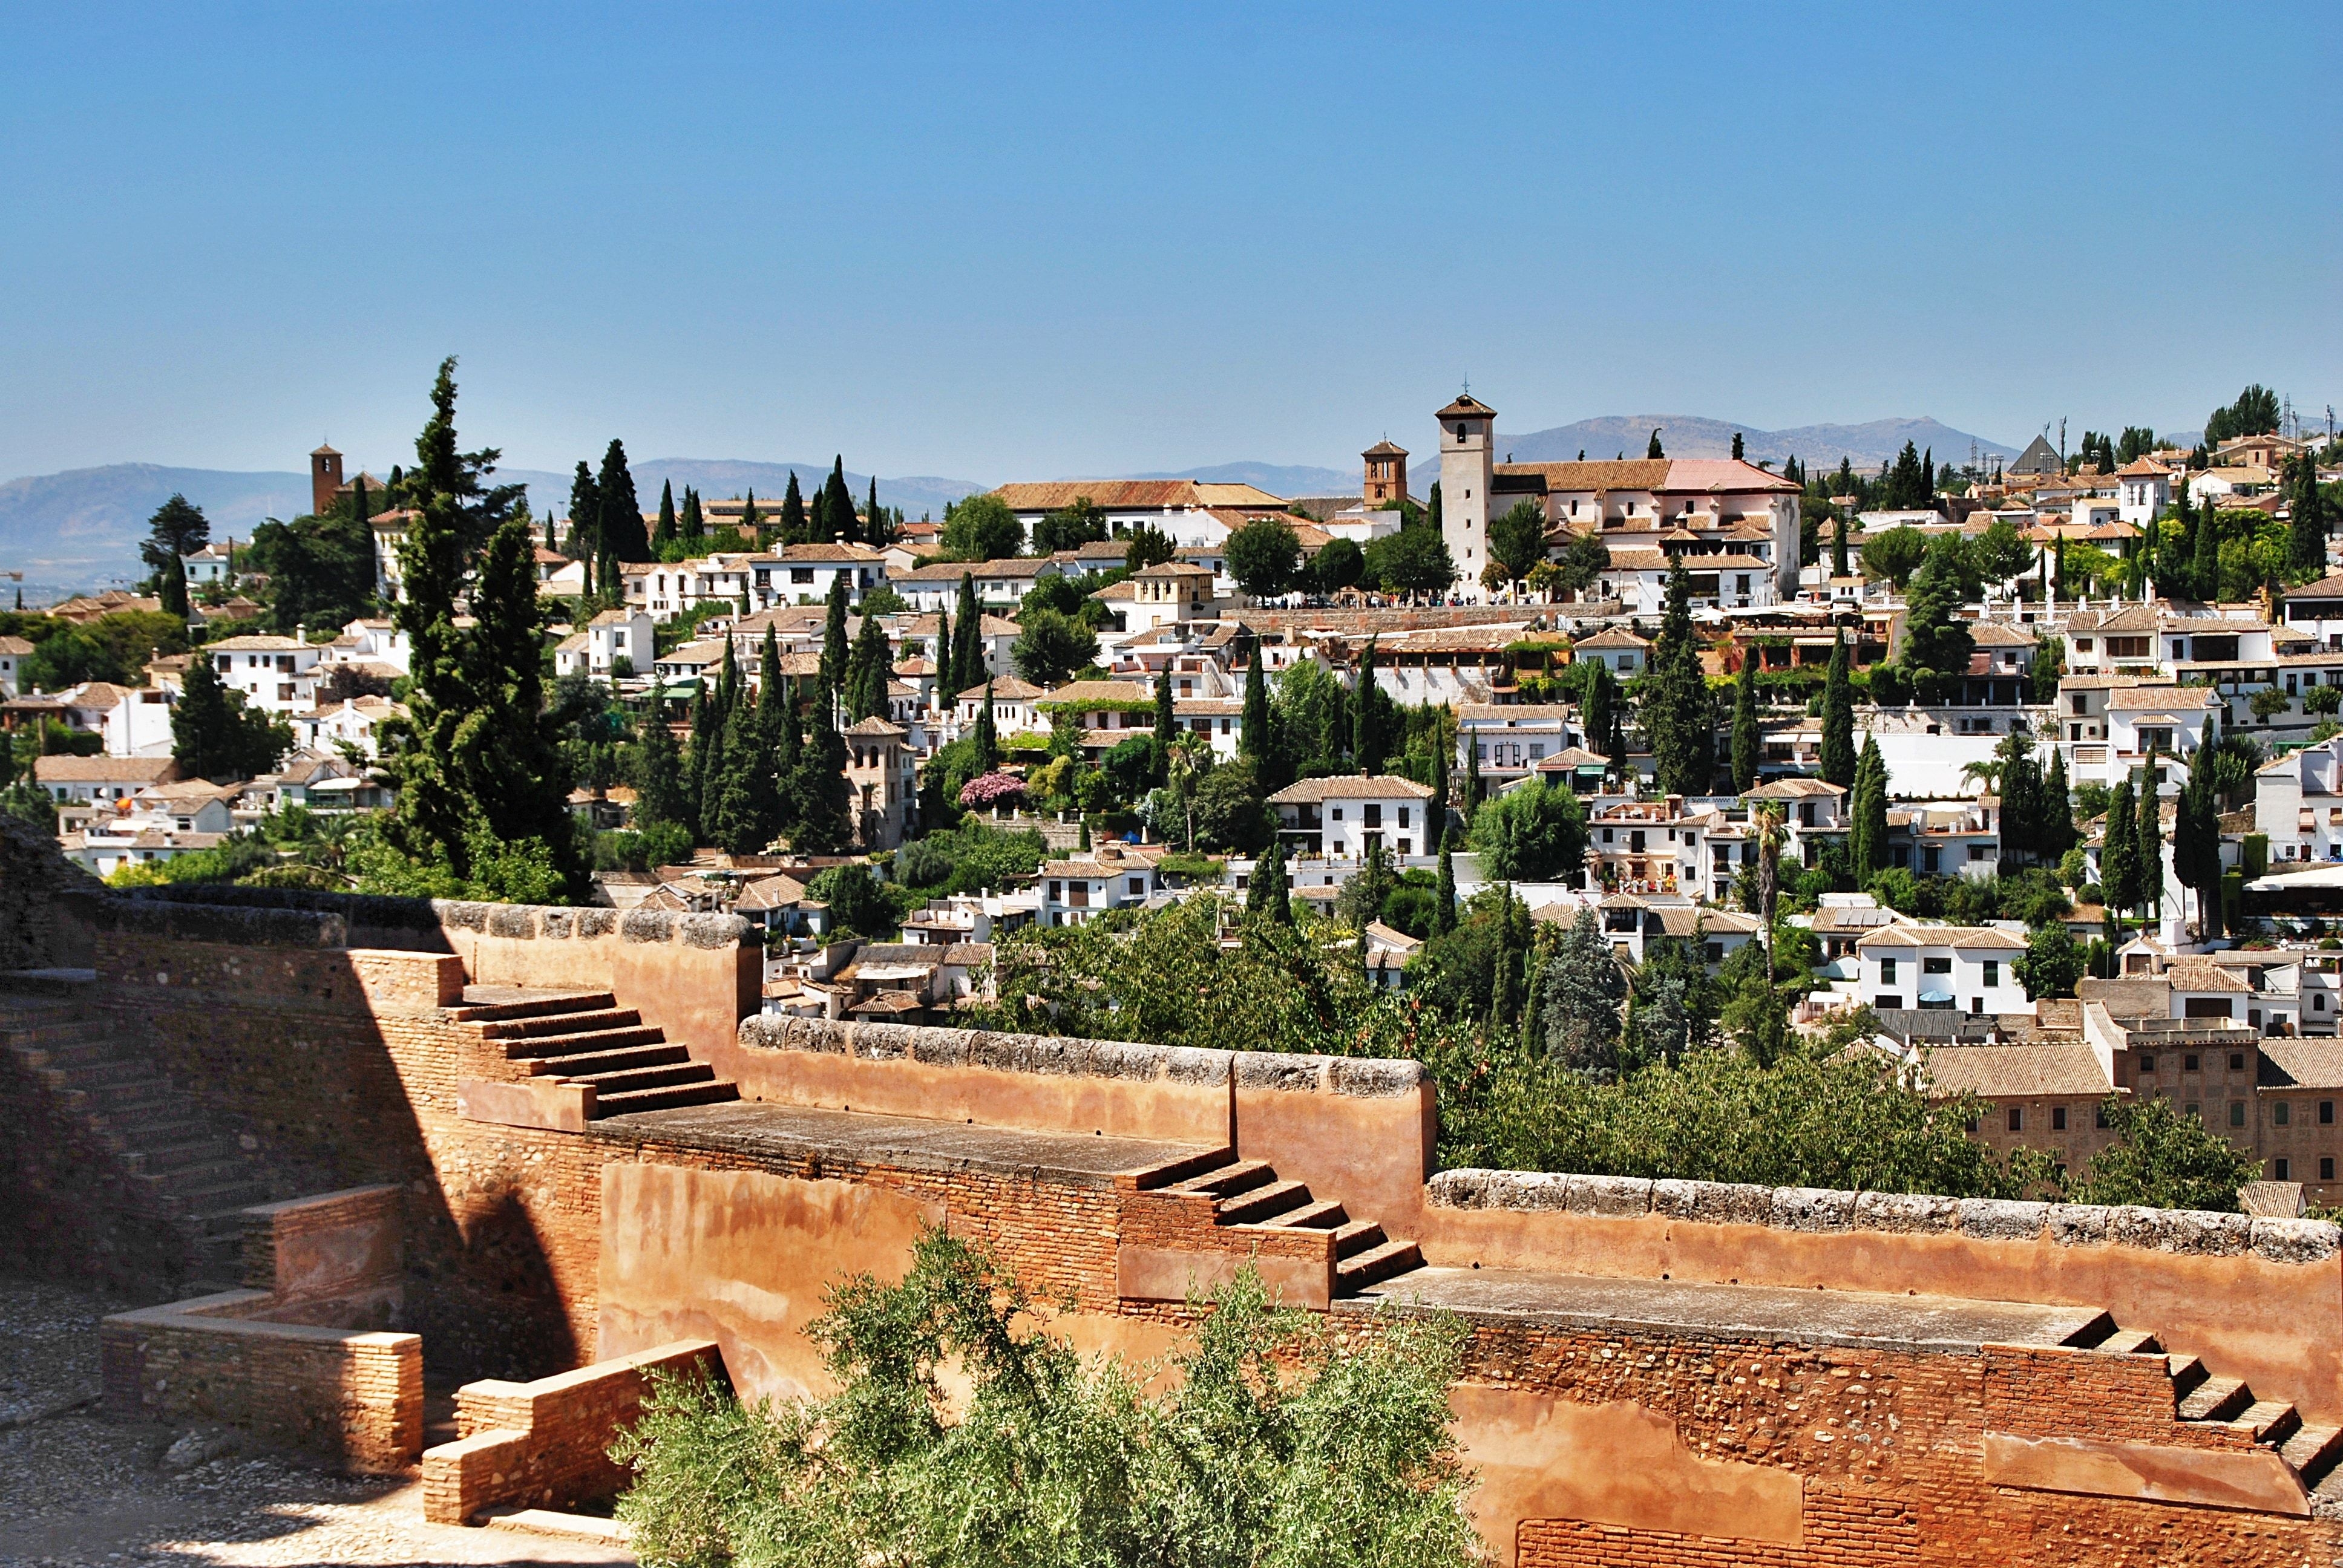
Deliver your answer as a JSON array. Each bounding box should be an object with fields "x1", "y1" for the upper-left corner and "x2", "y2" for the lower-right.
[{"x1": 0, "y1": 1276, "x2": 634, "y2": 1568}]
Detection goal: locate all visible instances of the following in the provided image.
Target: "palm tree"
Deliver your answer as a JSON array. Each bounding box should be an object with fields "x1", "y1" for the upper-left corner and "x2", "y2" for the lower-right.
[
  {"x1": 1166, "y1": 731, "x2": 1212, "y2": 851},
  {"x1": 1960, "y1": 758, "x2": 2005, "y2": 795}
]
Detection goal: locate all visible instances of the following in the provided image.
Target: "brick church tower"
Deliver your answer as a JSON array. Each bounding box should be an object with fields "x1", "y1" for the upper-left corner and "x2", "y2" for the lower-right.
[
  {"x1": 1362, "y1": 439, "x2": 1409, "y2": 505},
  {"x1": 310, "y1": 444, "x2": 343, "y2": 517}
]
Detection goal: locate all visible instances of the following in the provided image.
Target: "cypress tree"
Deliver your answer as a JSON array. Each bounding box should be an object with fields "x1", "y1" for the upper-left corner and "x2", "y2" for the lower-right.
[
  {"x1": 974, "y1": 679, "x2": 1000, "y2": 773},
  {"x1": 1818, "y1": 631, "x2": 1854, "y2": 788},
  {"x1": 933, "y1": 606, "x2": 953, "y2": 698},
  {"x1": 740, "y1": 489, "x2": 761, "y2": 541},
  {"x1": 779, "y1": 471, "x2": 807, "y2": 544},
  {"x1": 598, "y1": 439, "x2": 647, "y2": 561},
  {"x1": 1433, "y1": 831, "x2": 1457, "y2": 935},
  {"x1": 818, "y1": 574, "x2": 850, "y2": 697},
  {"x1": 2135, "y1": 757, "x2": 2164, "y2": 923},
  {"x1": 1241, "y1": 642, "x2": 1270, "y2": 762},
  {"x1": 2179, "y1": 720, "x2": 2224, "y2": 938},
  {"x1": 681, "y1": 486, "x2": 704, "y2": 543},
  {"x1": 1997, "y1": 737, "x2": 2041, "y2": 867},
  {"x1": 2192, "y1": 505, "x2": 2221, "y2": 603},
  {"x1": 787, "y1": 684, "x2": 854, "y2": 852},
  {"x1": 2039, "y1": 746, "x2": 2076, "y2": 860},
  {"x1": 683, "y1": 684, "x2": 713, "y2": 840},
  {"x1": 1253, "y1": 835, "x2": 1290, "y2": 923},
  {"x1": 1646, "y1": 557, "x2": 1715, "y2": 796},
  {"x1": 633, "y1": 696, "x2": 689, "y2": 831},
  {"x1": 1583, "y1": 660, "x2": 1617, "y2": 767},
  {"x1": 2291, "y1": 453, "x2": 2330, "y2": 577},
  {"x1": 566, "y1": 462, "x2": 600, "y2": 559},
  {"x1": 865, "y1": 476, "x2": 890, "y2": 546},
  {"x1": 1729, "y1": 649, "x2": 1760, "y2": 792},
  {"x1": 654, "y1": 480, "x2": 677, "y2": 547},
  {"x1": 1852, "y1": 736, "x2": 1890, "y2": 883},
  {"x1": 2101, "y1": 778, "x2": 2138, "y2": 923},
  {"x1": 848, "y1": 609, "x2": 891, "y2": 721},
  {"x1": 1429, "y1": 706, "x2": 1452, "y2": 829},
  {"x1": 822, "y1": 457, "x2": 856, "y2": 544},
  {"x1": 158, "y1": 553, "x2": 189, "y2": 618},
  {"x1": 1831, "y1": 509, "x2": 1849, "y2": 578},
  {"x1": 1354, "y1": 639, "x2": 1384, "y2": 774},
  {"x1": 952, "y1": 573, "x2": 981, "y2": 689},
  {"x1": 1465, "y1": 730, "x2": 1481, "y2": 810},
  {"x1": 1152, "y1": 666, "x2": 1176, "y2": 783}
]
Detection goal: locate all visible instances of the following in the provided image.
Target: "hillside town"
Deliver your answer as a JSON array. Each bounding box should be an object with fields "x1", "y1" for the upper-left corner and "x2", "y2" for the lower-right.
[{"x1": 8, "y1": 376, "x2": 2343, "y2": 1211}]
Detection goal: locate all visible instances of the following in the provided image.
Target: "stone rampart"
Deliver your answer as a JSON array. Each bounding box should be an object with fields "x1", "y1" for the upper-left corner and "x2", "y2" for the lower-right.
[{"x1": 1424, "y1": 1168, "x2": 2343, "y2": 1425}]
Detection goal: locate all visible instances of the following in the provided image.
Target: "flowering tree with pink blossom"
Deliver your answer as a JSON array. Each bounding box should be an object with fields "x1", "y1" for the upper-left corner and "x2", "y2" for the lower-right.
[{"x1": 958, "y1": 771, "x2": 1026, "y2": 809}]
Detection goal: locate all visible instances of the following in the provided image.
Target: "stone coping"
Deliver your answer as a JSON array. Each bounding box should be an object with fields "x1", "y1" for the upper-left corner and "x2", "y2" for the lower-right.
[
  {"x1": 738, "y1": 1016, "x2": 1428, "y2": 1099},
  {"x1": 1426, "y1": 1169, "x2": 2342, "y2": 1266},
  {"x1": 100, "y1": 887, "x2": 747, "y2": 950}
]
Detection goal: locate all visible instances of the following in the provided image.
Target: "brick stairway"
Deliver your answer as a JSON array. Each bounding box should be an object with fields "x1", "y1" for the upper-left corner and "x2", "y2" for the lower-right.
[
  {"x1": 450, "y1": 988, "x2": 739, "y2": 1117},
  {"x1": 1143, "y1": 1151, "x2": 1424, "y2": 1295},
  {"x1": 0, "y1": 989, "x2": 275, "y2": 1285},
  {"x1": 2076, "y1": 1319, "x2": 2343, "y2": 1506}
]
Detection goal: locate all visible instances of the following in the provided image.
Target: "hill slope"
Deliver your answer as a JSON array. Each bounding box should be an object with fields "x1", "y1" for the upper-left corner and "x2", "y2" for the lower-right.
[{"x1": 1501, "y1": 414, "x2": 2013, "y2": 471}]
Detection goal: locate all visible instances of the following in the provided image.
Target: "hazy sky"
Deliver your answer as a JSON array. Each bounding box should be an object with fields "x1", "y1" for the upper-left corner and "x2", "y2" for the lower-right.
[{"x1": 2, "y1": 2, "x2": 2335, "y2": 485}]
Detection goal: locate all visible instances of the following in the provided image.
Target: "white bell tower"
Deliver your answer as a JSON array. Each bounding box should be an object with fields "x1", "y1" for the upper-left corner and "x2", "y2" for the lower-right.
[{"x1": 1436, "y1": 392, "x2": 1496, "y2": 601}]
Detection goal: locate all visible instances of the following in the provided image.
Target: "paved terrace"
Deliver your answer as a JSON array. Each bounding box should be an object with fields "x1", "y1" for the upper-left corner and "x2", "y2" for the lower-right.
[
  {"x1": 1345, "y1": 1266, "x2": 2111, "y2": 1352},
  {"x1": 587, "y1": 1099, "x2": 1217, "y2": 1187}
]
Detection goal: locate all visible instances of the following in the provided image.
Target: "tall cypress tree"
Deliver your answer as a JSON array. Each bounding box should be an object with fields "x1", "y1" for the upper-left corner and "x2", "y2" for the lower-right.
[
  {"x1": 2039, "y1": 745, "x2": 2077, "y2": 861},
  {"x1": 2291, "y1": 453, "x2": 2330, "y2": 578},
  {"x1": 1852, "y1": 736, "x2": 1890, "y2": 883},
  {"x1": 2100, "y1": 778, "x2": 2138, "y2": 922},
  {"x1": 932, "y1": 606, "x2": 953, "y2": 697},
  {"x1": 2134, "y1": 757, "x2": 2164, "y2": 924},
  {"x1": 1433, "y1": 831, "x2": 1457, "y2": 936},
  {"x1": 1464, "y1": 731, "x2": 1481, "y2": 811},
  {"x1": 822, "y1": 457, "x2": 857, "y2": 544},
  {"x1": 1152, "y1": 666, "x2": 1176, "y2": 783},
  {"x1": 848, "y1": 608, "x2": 891, "y2": 721},
  {"x1": 974, "y1": 679, "x2": 1000, "y2": 773},
  {"x1": 1250, "y1": 835, "x2": 1291, "y2": 923},
  {"x1": 740, "y1": 489, "x2": 761, "y2": 541},
  {"x1": 1241, "y1": 642, "x2": 1270, "y2": 762},
  {"x1": 1818, "y1": 631, "x2": 1854, "y2": 788},
  {"x1": 598, "y1": 439, "x2": 647, "y2": 562},
  {"x1": 1830, "y1": 508, "x2": 1849, "y2": 577},
  {"x1": 633, "y1": 696, "x2": 689, "y2": 830},
  {"x1": 1429, "y1": 706, "x2": 1452, "y2": 829},
  {"x1": 818, "y1": 573, "x2": 850, "y2": 697},
  {"x1": 1583, "y1": 660, "x2": 1616, "y2": 767},
  {"x1": 683, "y1": 684, "x2": 714, "y2": 840},
  {"x1": 1646, "y1": 557, "x2": 1714, "y2": 795},
  {"x1": 1354, "y1": 639, "x2": 1384, "y2": 773},
  {"x1": 565, "y1": 461, "x2": 600, "y2": 560},
  {"x1": 2192, "y1": 506, "x2": 2221, "y2": 603},
  {"x1": 865, "y1": 476, "x2": 891, "y2": 547},
  {"x1": 952, "y1": 573, "x2": 981, "y2": 690},
  {"x1": 681, "y1": 486, "x2": 704, "y2": 543},
  {"x1": 787, "y1": 684, "x2": 853, "y2": 852},
  {"x1": 1730, "y1": 647, "x2": 1760, "y2": 792},
  {"x1": 654, "y1": 480, "x2": 677, "y2": 547},
  {"x1": 779, "y1": 471, "x2": 807, "y2": 544}
]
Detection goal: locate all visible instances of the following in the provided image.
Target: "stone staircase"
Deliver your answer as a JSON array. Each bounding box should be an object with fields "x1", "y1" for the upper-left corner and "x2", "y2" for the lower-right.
[
  {"x1": 2077, "y1": 1319, "x2": 2343, "y2": 1508},
  {"x1": 1145, "y1": 1151, "x2": 1424, "y2": 1295},
  {"x1": 451, "y1": 988, "x2": 738, "y2": 1118},
  {"x1": 0, "y1": 988, "x2": 275, "y2": 1286}
]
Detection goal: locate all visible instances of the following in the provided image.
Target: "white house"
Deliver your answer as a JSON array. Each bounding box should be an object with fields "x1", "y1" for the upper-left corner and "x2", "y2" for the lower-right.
[
  {"x1": 181, "y1": 540, "x2": 237, "y2": 590},
  {"x1": 1091, "y1": 561, "x2": 1216, "y2": 633},
  {"x1": 2256, "y1": 734, "x2": 2343, "y2": 864},
  {"x1": 1268, "y1": 775, "x2": 1438, "y2": 860},
  {"x1": 33, "y1": 753, "x2": 179, "y2": 805},
  {"x1": 0, "y1": 635, "x2": 28, "y2": 698},
  {"x1": 889, "y1": 557, "x2": 1067, "y2": 613},
  {"x1": 2114, "y1": 458, "x2": 2173, "y2": 526},
  {"x1": 1854, "y1": 923, "x2": 2031, "y2": 1017},
  {"x1": 208, "y1": 635, "x2": 327, "y2": 716},
  {"x1": 992, "y1": 480, "x2": 1287, "y2": 549},
  {"x1": 1037, "y1": 845, "x2": 1161, "y2": 927},
  {"x1": 555, "y1": 608, "x2": 656, "y2": 679},
  {"x1": 1457, "y1": 704, "x2": 1574, "y2": 791},
  {"x1": 753, "y1": 542, "x2": 891, "y2": 608},
  {"x1": 1742, "y1": 777, "x2": 1848, "y2": 866},
  {"x1": 1595, "y1": 548, "x2": 1779, "y2": 615},
  {"x1": 295, "y1": 695, "x2": 408, "y2": 759},
  {"x1": 39, "y1": 682, "x2": 177, "y2": 758},
  {"x1": 1569, "y1": 627, "x2": 1651, "y2": 676}
]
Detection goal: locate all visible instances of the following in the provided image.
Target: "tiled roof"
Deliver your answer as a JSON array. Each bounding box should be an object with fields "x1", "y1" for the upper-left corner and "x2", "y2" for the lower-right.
[
  {"x1": 1855, "y1": 923, "x2": 2025, "y2": 950},
  {"x1": 992, "y1": 480, "x2": 1285, "y2": 511},
  {"x1": 1571, "y1": 628, "x2": 1652, "y2": 651},
  {"x1": 2163, "y1": 958, "x2": 2252, "y2": 994},
  {"x1": 1268, "y1": 774, "x2": 1437, "y2": 803},
  {"x1": 1922, "y1": 1044, "x2": 2115, "y2": 1100},
  {"x1": 2258, "y1": 1040, "x2": 2343, "y2": 1091},
  {"x1": 1744, "y1": 778, "x2": 1846, "y2": 799},
  {"x1": 2105, "y1": 685, "x2": 2220, "y2": 713},
  {"x1": 891, "y1": 557, "x2": 1060, "y2": 583},
  {"x1": 34, "y1": 756, "x2": 181, "y2": 783}
]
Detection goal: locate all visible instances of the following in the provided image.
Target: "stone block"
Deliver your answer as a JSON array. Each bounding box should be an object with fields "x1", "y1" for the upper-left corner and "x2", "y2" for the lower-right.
[
  {"x1": 1852, "y1": 1190, "x2": 1961, "y2": 1233},
  {"x1": 1957, "y1": 1198, "x2": 2049, "y2": 1241},
  {"x1": 1565, "y1": 1174, "x2": 1651, "y2": 1216},
  {"x1": 1652, "y1": 1180, "x2": 1772, "y2": 1226}
]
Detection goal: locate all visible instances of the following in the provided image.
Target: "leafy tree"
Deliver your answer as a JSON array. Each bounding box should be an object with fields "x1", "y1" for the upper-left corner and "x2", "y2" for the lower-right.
[
  {"x1": 1551, "y1": 529, "x2": 1610, "y2": 599},
  {"x1": 1973, "y1": 517, "x2": 2034, "y2": 586},
  {"x1": 613, "y1": 1231, "x2": 1478, "y2": 1568},
  {"x1": 1627, "y1": 935, "x2": 1718, "y2": 1068},
  {"x1": 1240, "y1": 642, "x2": 1271, "y2": 763},
  {"x1": 1310, "y1": 536, "x2": 1363, "y2": 593},
  {"x1": 1860, "y1": 524, "x2": 1928, "y2": 589},
  {"x1": 1190, "y1": 761, "x2": 1274, "y2": 854},
  {"x1": 1883, "y1": 440, "x2": 1929, "y2": 509},
  {"x1": 1012, "y1": 609, "x2": 1099, "y2": 687},
  {"x1": 140, "y1": 493, "x2": 210, "y2": 581},
  {"x1": 2204, "y1": 384, "x2": 2281, "y2": 445},
  {"x1": 1030, "y1": 494, "x2": 1107, "y2": 555},
  {"x1": 1729, "y1": 650, "x2": 1760, "y2": 793},
  {"x1": 244, "y1": 502, "x2": 375, "y2": 633},
  {"x1": 2074, "y1": 1094, "x2": 2259, "y2": 1212},
  {"x1": 1226, "y1": 517, "x2": 1302, "y2": 600},
  {"x1": 598, "y1": 439, "x2": 648, "y2": 562},
  {"x1": 1469, "y1": 778, "x2": 1587, "y2": 882},
  {"x1": 1362, "y1": 525, "x2": 1457, "y2": 597},
  {"x1": 1247, "y1": 834, "x2": 1291, "y2": 922},
  {"x1": 1122, "y1": 521, "x2": 1176, "y2": 572},
  {"x1": 1642, "y1": 557, "x2": 1714, "y2": 795},
  {"x1": 1541, "y1": 906, "x2": 1627, "y2": 1073},
  {"x1": 2013, "y1": 921, "x2": 2085, "y2": 1001},
  {"x1": 940, "y1": 494, "x2": 1023, "y2": 562},
  {"x1": 171, "y1": 653, "x2": 290, "y2": 781},
  {"x1": 1817, "y1": 631, "x2": 1854, "y2": 788},
  {"x1": 631, "y1": 697, "x2": 690, "y2": 832},
  {"x1": 1487, "y1": 499, "x2": 1547, "y2": 587},
  {"x1": 787, "y1": 685, "x2": 854, "y2": 853},
  {"x1": 1898, "y1": 533, "x2": 1979, "y2": 679}
]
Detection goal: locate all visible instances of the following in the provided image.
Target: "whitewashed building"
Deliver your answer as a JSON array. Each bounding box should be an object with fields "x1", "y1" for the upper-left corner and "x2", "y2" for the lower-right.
[
  {"x1": 1269, "y1": 775, "x2": 1438, "y2": 860},
  {"x1": 1854, "y1": 923, "x2": 2031, "y2": 1017}
]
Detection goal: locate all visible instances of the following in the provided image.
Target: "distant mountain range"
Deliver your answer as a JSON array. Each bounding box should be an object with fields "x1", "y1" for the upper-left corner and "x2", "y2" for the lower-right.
[{"x1": 0, "y1": 413, "x2": 2019, "y2": 598}]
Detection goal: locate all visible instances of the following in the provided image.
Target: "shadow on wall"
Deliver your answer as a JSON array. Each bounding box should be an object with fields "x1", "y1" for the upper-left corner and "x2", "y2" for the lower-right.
[{"x1": 0, "y1": 814, "x2": 99, "y2": 970}]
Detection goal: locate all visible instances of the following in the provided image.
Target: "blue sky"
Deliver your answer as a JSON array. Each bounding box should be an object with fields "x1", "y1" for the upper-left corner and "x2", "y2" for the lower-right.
[{"x1": 1, "y1": 2, "x2": 2335, "y2": 484}]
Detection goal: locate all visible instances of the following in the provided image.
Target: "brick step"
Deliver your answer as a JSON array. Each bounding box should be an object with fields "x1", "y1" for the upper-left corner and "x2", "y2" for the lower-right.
[
  {"x1": 591, "y1": 1080, "x2": 740, "y2": 1117},
  {"x1": 2094, "y1": 1328, "x2": 2164, "y2": 1356},
  {"x1": 523, "y1": 1042, "x2": 690, "y2": 1077},
  {"x1": 1218, "y1": 1180, "x2": 1312, "y2": 1226},
  {"x1": 1335, "y1": 1239, "x2": 1422, "y2": 1290},
  {"x1": 448, "y1": 991, "x2": 617, "y2": 1024},
  {"x1": 1170, "y1": 1160, "x2": 1276, "y2": 1200},
  {"x1": 1332, "y1": 1220, "x2": 1386, "y2": 1258},
  {"x1": 2282, "y1": 1423, "x2": 2343, "y2": 1480},
  {"x1": 568, "y1": 1063, "x2": 718, "y2": 1096},
  {"x1": 2235, "y1": 1400, "x2": 2301, "y2": 1445},
  {"x1": 2167, "y1": 1354, "x2": 2207, "y2": 1396},
  {"x1": 478, "y1": 1007, "x2": 644, "y2": 1041},
  {"x1": 1262, "y1": 1198, "x2": 1348, "y2": 1229},
  {"x1": 2179, "y1": 1374, "x2": 2253, "y2": 1423},
  {"x1": 173, "y1": 1177, "x2": 274, "y2": 1214},
  {"x1": 125, "y1": 1140, "x2": 251, "y2": 1175},
  {"x1": 1130, "y1": 1147, "x2": 1239, "y2": 1190},
  {"x1": 45, "y1": 1058, "x2": 160, "y2": 1091},
  {"x1": 503, "y1": 1025, "x2": 667, "y2": 1060},
  {"x1": 131, "y1": 1153, "x2": 260, "y2": 1189}
]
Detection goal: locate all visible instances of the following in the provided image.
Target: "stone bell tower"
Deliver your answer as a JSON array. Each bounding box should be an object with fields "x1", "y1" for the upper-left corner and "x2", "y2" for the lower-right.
[
  {"x1": 1362, "y1": 439, "x2": 1409, "y2": 505},
  {"x1": 1436, "y1": 393, "x2": 1495, "y2": 599},
  {"x1": 310, "y1": 443, "x2": 344, "y2": 517}
]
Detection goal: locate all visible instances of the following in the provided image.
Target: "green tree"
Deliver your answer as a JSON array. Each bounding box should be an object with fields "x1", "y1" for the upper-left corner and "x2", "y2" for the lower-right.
[
  {"x1": 1541, "y1": 906, "x2": 1627, "y2": 1073},
  {"x1": 847, "y1": 607, "x2": 893, "y2": 721},
  {"x1": 1226, "y1": 516, "x2": 1302, "y2": 600},
  {"x1": 1311, "y1": 536, "x2": 1364, "y2": 593},
  {"x1": 1830, "y1": 507, "x2": 1850, "y2": 578},
  {"x1": 598, "y1": 439, "x2": 648, "y2": 562},
  {"x1": 1627, "y1": 935, "x2": 1718, "y2": 1068},
  {"x1": 951, "y1": 572, "x2": 983, "y2": 690},
  {"x1": 1860, "y1": 524, "x2": 1928, "y2": 589},
  {"x1": 1646, "y1": 427, "x2": 1665, "y2": 459},
  {"x1": 2100, "y1": 777, "x2": 2139, "y2": 920},
  {"x1": 2191, "y1": 501, "x2": 2221, "y2": 602},
  {"x1": 2134, "y1": 759, "x2": 2163, "y2": 921},
  {"x1": 1850, "y1": 737, "x2": 1890, "y2": 883},
  {"x1": 631, "y1": 697, "x2": 690, "y2": 832},
  {"x1": 819, "y1": 574, "x2": 850, "y2": 696},
  {"x1": 2074, "y1": 1095, "x2": 2259, "y2": 1212},
  {"x1": 653, "y1": 480, "x2": 677, "y2": 548},
  {"x1": 1487, "y1": 498, "x2": 1548, "y2": 588},
  {"x1": 974, "y1": 679, "x2": 1000, "y2": 774},
  {"x1": 778, "y1": 471, "x2": 807, "y2": 544},
  {"x1": 2013, "y1": 921, "x2": 2085, "y2": 1001},
  {"x1": 1031, "y1": 494, "x2": 1107, "y2": 555},
  {"x1": 787, "y1": 685, "x2": 854, "y2": 852},
  {"x1": 1011, "y1": 609, "x2": 1098, "y2": 687},
  {"x1": 1469, "y1": 778, "x2": 1587, "y2": 882},
  {"x1": 680, "y1": 486, "x2": 704, "y2": 543},
  {"x1": 244, "y1": 501, "x2": 375, "y2": 633},
  {"x1": 1432, "y1": 832, "x2": 1456, "y2": 935},
  {"x1": 1362, "y1": 525, "x2": 1457, "y2": 597},
  {"x1": 819, "y1": 457, "x2": 857, "y2": 545},
  {"x1": 1817, "y1": 630, "x2": 1854, "y2": 787},
  {"x1": 2039, "y1": 745, "x2": 2077, "y2": 861},
  {"x1": 139, "y1": 493, "x2": 211, "y2": 584},
  {"x1": 612, "y1": 1232, "x2": 1478, "y2": 1568},
  {"x1": 2204, "y1": 384, "x2": 2281, "y2": 445},
  {"x1": 2290, "y1": 452, "x2": 2330, "y2": 578},
  {"x1": 1728, "y1": 648, "x2": 1761, "y2": 792},
  {"x1": 1883, "y1": 440, "x2": 1928, "y2": 509},
  {"x1": 940, "y1": 494, "x2": 1023, "y2": 562},
  {"x1": 1151, "y1": 666, "x2": 1176, "y2": 782},
  {"x1": 1240, "y1": 642, "x2": 1270, "y2": 762},
  {"x1": 1642, "y1": 557, "x2": 1714, "y2": 795},
  {"x1": 1122, "y1": 521, "x2": 1176, "y2": 572},
  {"x1": 1550, "y1": 529, "x2": 1610, "y2": 599},
  {"x1": 170, "y1": 653, "x2": 290, "y2": 781},
  {"x1": 1352, "y1": 640, "x2": 1386, "y2": 774},
  {"x1": 565, "y1": 462, "x2": 600, "y2": 561},
  {"x1": 1581, "y1": 658, "x2": 1622, "y2": 767},
  {"x1": 1248, "y1": 834, "x2": 1291, "y2": 923}
]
